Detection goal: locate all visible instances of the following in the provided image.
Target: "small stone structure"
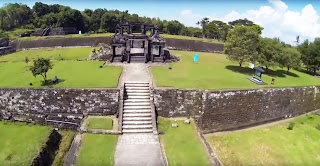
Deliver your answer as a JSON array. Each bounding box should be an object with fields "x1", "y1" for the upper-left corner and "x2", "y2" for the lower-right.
[
  {"x1": 111, "y1": 22, "x2": 176, "y2": 63},
  {"x1": 31, "y1": 27, "x2": 78, "y2": 37},
  {"x1": 0, "y1": 46, "x2": 15, "y2": 57},
  {"x1": 88, "y1": 43, "x2": 112, "y2": 60}
]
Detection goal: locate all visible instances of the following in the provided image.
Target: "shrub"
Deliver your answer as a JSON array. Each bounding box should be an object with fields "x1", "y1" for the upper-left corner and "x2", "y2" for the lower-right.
[
  {"x1": 100, "y1": 65, "x2": 103, "y2": 68},
  {"x1": 287, "y1": 122, "x2": 295, "y2": 130}
]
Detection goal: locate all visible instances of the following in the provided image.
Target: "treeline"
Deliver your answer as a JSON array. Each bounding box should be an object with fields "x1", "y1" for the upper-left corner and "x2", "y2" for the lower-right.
[
  {"x1": 0, "y1": 2, "x2": 254, "y2": 41},
  {"x1": 225, "y1": 25, "x2": 320, "y2": 75}
]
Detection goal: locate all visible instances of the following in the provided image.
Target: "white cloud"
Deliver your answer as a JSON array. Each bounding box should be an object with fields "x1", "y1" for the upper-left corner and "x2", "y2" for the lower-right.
[{"x1": 174, "y1": 0, "x2": 320, "y2": 44}]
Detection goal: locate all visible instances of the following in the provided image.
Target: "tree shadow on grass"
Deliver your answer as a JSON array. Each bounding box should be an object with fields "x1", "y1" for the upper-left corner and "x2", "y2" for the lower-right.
[
  {"x1": 297, "y1": 68, "x2": 320, "y2": 76},
  {"x1": 225, "y1": 65, "x2": 255, "y2": 76},
  {"x1": 41, "y1": 79, "x2": 66, "y2": 88},
  {"x1": 275, "y1": 70, "x2": 299, "y2": 77}
]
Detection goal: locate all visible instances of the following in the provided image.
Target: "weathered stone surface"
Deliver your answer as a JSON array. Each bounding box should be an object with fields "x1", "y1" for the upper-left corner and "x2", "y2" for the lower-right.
[
  {"x1": 0, "y1": 88, "x2": 119, "y2": 125},
  {"x1": 154, "y1": 86, "x2": 320, "y2": 133}
]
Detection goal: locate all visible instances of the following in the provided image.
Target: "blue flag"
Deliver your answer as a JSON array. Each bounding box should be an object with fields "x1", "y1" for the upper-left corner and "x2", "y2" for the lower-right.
[{"x1": 193, "y1": 54, "x2": 199, "y2": 62}]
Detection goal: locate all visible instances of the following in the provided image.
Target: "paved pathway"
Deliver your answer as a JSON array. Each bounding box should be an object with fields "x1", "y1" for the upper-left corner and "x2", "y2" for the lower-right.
[
  {"x1": 108, "y1": 62, "x2": 166, "y2": 166},
  {"x1": 106, "y1": 62, "x2": 168, "y2": 87},
  {"x1": 115, "y1": 134, "x2": 165, "y2": 166}
]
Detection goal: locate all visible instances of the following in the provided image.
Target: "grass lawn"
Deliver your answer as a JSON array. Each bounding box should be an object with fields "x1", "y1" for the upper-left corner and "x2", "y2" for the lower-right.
[
  {"x1": 76, "y1": 134, "x2": 118, "y2": 166},
  {"x1": 157, "y1": 117, "x2": 211, "y2": 166},
  {"x1": 52, "y1": 130, "x2": 76, "y2": 166},
  {"x1": 152, "y1": 50, "x2": 320, "y2": 89},
  {"x1": 0, "y1": 61, "x2": 121, "y2": 88},
  {"x1": 0, "y1": 122, "x2": 52, "y2": 166},
  {"x1": 85, "y1": 117, "x2": 113, "y2": 130},
  {"x1": 207, "y1": 114, "x2": 320, "y2": 166},
  {"x1": 0, "y1": 47, "x2": 122, "y2": 88},
  {"x1": 162, "y1": 34, "x2": 224, "y2": 44},
  {"x1": 0, "y1": 47, "x2": 95, "y2": 62}
]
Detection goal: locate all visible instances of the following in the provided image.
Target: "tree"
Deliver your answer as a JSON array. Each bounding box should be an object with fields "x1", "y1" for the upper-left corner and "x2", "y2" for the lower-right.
[
  {"x1": 29, "y1": 58, "x2": 53, "y2": 83},
  {"x1": 278, "y1": 46, "x2": 301, "y2": 72},
  {"x1": 199, "y1": 17, "x2": 209, "y2": 38},
  {"x1": 228, "y1": 18, "x2": 254, "y2": 28},
  {"x1": 100, "y1": 12, "x2": 119, "y2": 32},
  {"x1": 257, "y1": 38, "x2": 282, "y2": 72},
  {"x1": 298, "y1": 39, "x2": 320, "y2": 75},
  {"x1": 224, "y1": 25, "x2": 261, "y2": 67}
]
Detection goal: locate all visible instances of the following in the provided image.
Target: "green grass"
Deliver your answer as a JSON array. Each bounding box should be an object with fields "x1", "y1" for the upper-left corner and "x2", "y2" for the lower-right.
[
  {"x1": 152, "y1": 50, "x2": 320, "y2": 89},
  {"x1": 18, "y1": 33, "x2": 114, "y2": 41},
  {"x1": 207, "y1": 114, "x2": 320, "y2": 166},
  {"x1": 0, "y1": 47, "x2": 122, "y2": 88},
  {"x1": 0, "y1": 61, "x2": 121, "y2": 88},
  {"x1": 52, "y1": 130, "x2": 76, "y2": 166},
  {"x1": 0, "y1": 47, "x2": 95, "y2": 62},
  {"x1": 17, "y1": 32, "x2": 224, "y2": 44},
  {"x1": 86, "y1": 117, "x2": 113, "y2": 130},
  {"x1": 162, "y1": 34, "x2": 224, "y2": 44},
  {"x1": 76, "y1": 134, "x2": 118, "y2": 166},
  {"x1": 0, "y1": 122, "x2": 52, "y2": 166},
  {"x1": 158, "y1": 117, "x2": 211, "y2": 166}
]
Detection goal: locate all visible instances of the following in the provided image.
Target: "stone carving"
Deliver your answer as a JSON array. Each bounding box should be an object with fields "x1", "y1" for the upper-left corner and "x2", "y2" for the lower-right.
[{"x1": 88, "y1": 43, "x2": 112, "y2": 60}]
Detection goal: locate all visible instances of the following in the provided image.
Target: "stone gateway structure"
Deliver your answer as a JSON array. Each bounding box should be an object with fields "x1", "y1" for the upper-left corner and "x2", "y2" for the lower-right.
[{"x1": 111, "y1": 22, "x2": 166, "y2": 63}]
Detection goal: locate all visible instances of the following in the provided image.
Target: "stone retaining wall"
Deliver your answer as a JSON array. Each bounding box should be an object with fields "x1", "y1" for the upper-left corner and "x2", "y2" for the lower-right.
[
  {"x1": 0, "y1": 88, "x2": 119, "y2": 126},
  {"x1": 154, "y1": 86, "x2": 320, "y2": 133},
  {"x1": 10, "y1": 37, "x2": 224, "y2": 53}
]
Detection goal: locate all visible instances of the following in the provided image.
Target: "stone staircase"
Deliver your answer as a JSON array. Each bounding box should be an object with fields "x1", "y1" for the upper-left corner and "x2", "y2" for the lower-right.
[{"x1": 122, "y1": 82, "x2": 154, "y2": 133}]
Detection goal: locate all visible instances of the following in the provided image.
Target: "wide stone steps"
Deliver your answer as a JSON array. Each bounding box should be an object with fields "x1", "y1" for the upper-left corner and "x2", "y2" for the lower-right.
[
  {"x1": 124, "y1": 102, "x2": 150, "y2": 106},
  {"x1": 122, "y1": 82, "x2": 153, "y2": 134},
  {"x1": 125, "y1": 99, "x2": 150, "y2": 102},
  {"x1": 123, "y1": 117, "x2": 152, "y2": 121},
  {"x1": 122, "y1": 124, "x2": 152, "y2": 129},
  {"x1": 124, "y1": 106, "x2": 151, "y2": 110},
  {"x1": 123, "y1": 113, "x2": 151, "y2": 117},
  {"x1": 125, "y1": 86, "x2": 149, "y2": 90},
  {"x1": 123, "y1": 121, "x2": 152, "y2": 125},
  {"x1": 122, "y1": 129, "x2": 153, "y2": 133},
  {"x1": 126, "y1": 89, "x2": 149, "y2": 93},
  {"x1": 126, "y1": 92, "x2": 149, "y2": 96},
  {"x1": 126, "y1": 96, "x2": 150, "y2": 99},
  {"x1": 123, "y1": 109, "x2": 151, "y2": 113}
]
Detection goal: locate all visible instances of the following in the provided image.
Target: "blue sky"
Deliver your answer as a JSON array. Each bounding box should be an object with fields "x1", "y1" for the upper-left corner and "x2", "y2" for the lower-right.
[{"x1": 1, "y1": 0, "x2": 320, "y2": 44}]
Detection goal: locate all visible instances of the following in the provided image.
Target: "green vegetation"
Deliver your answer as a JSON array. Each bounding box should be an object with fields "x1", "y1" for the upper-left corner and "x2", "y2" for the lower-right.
[
  {"x1": 158, "y1": 117, "x2": 211, "y2": 166},
  {"x1": 0, "y1": 122, "x2": 52, "y2": 166},
  {"x1": 86, "y1": 117, "x2": 113, "y2": 130},
  {"x1": 0, "y1": 47, "x2": 122, "y2": 88},
  {"x1": 0, "y1": 47, "x2": 94, "y2": 62},
  {"x1": 76, "y1": 134, "x2": 118, "y2": 166},
  {"x1": 152, "y1": 50, "x2": 320, "y2": 89},
  {"x1": 18, "y1": 33, "x2": 114, "y2": 41},
  {"x1": 52, "y1": 130, "x2": 76, "y2": 166},
  {"x1": 207, "y1": 114, "x2": 320, "y2": 166}
]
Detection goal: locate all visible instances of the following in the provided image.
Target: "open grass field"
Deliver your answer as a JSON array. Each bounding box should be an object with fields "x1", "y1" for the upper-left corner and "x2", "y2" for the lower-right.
[
  {"x1": 52, "y1": 130, "x2": 76, "y2": 166},
  {"x1": 0, "y1": 47, "x2": 122, "y2": 88},
  {"x1": 157, "y1": 117, "x2": 211, "y2": 166},
  {"x1": 207, "y1": 114, "x2": 320, "y2": 166},
  {"x1": 75, "y1": 134, "x2": 118, "y2": 166},
  {"x1": 0, "y1": 122, "x2": 52, "y2": 166},
  {"x1": 14, "y1": 30, "x2": 224, "y2": 44},
  {"x1": 85, "y1": 117, "x2": 113, "y2": 130},
  {"x1": 152, "y1": 50, "x2": 320, "y2": 89},
  {"x1": 0, "y1": 47, "x2": 95, "y2": 62}
]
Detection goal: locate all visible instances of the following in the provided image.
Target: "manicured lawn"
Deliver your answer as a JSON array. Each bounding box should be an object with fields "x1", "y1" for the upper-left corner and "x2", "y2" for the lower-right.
[
  {"x1": 0, "y1": 47, "x2": 95, "y2": 62},
  {"x1": 0, "y1": 61, "x2": 121, "y2": 88},
  {"x1": 86, "y1": 117, "x2": 113, "y2": 130},
  {"x1": 152, "y1": 50, "x2": 320, "y2": 89},
  {"x1": 207, "y1": 114, "x2": 320, "y2": 166},
  {"x1": 162, "y1": 34, "x2": 224, "y2": 44},
  {"x1": 76, "y1": 134, "x2": 118, "y2": 166},
  {"x1": 0, "y1": 122, "x2": 52, "y2": 166},
  {"x1": 52, "y1": 130, "x2": 76, "y2": 166},
  {"x1": 157, "y1": 117, "x2": 211, "y2": 166}
]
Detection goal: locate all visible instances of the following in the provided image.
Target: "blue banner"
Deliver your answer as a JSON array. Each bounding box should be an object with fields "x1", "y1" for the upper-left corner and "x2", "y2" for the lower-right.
[{"x1": 193, "y1": 54, "x2": 199, "y2": 62}]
